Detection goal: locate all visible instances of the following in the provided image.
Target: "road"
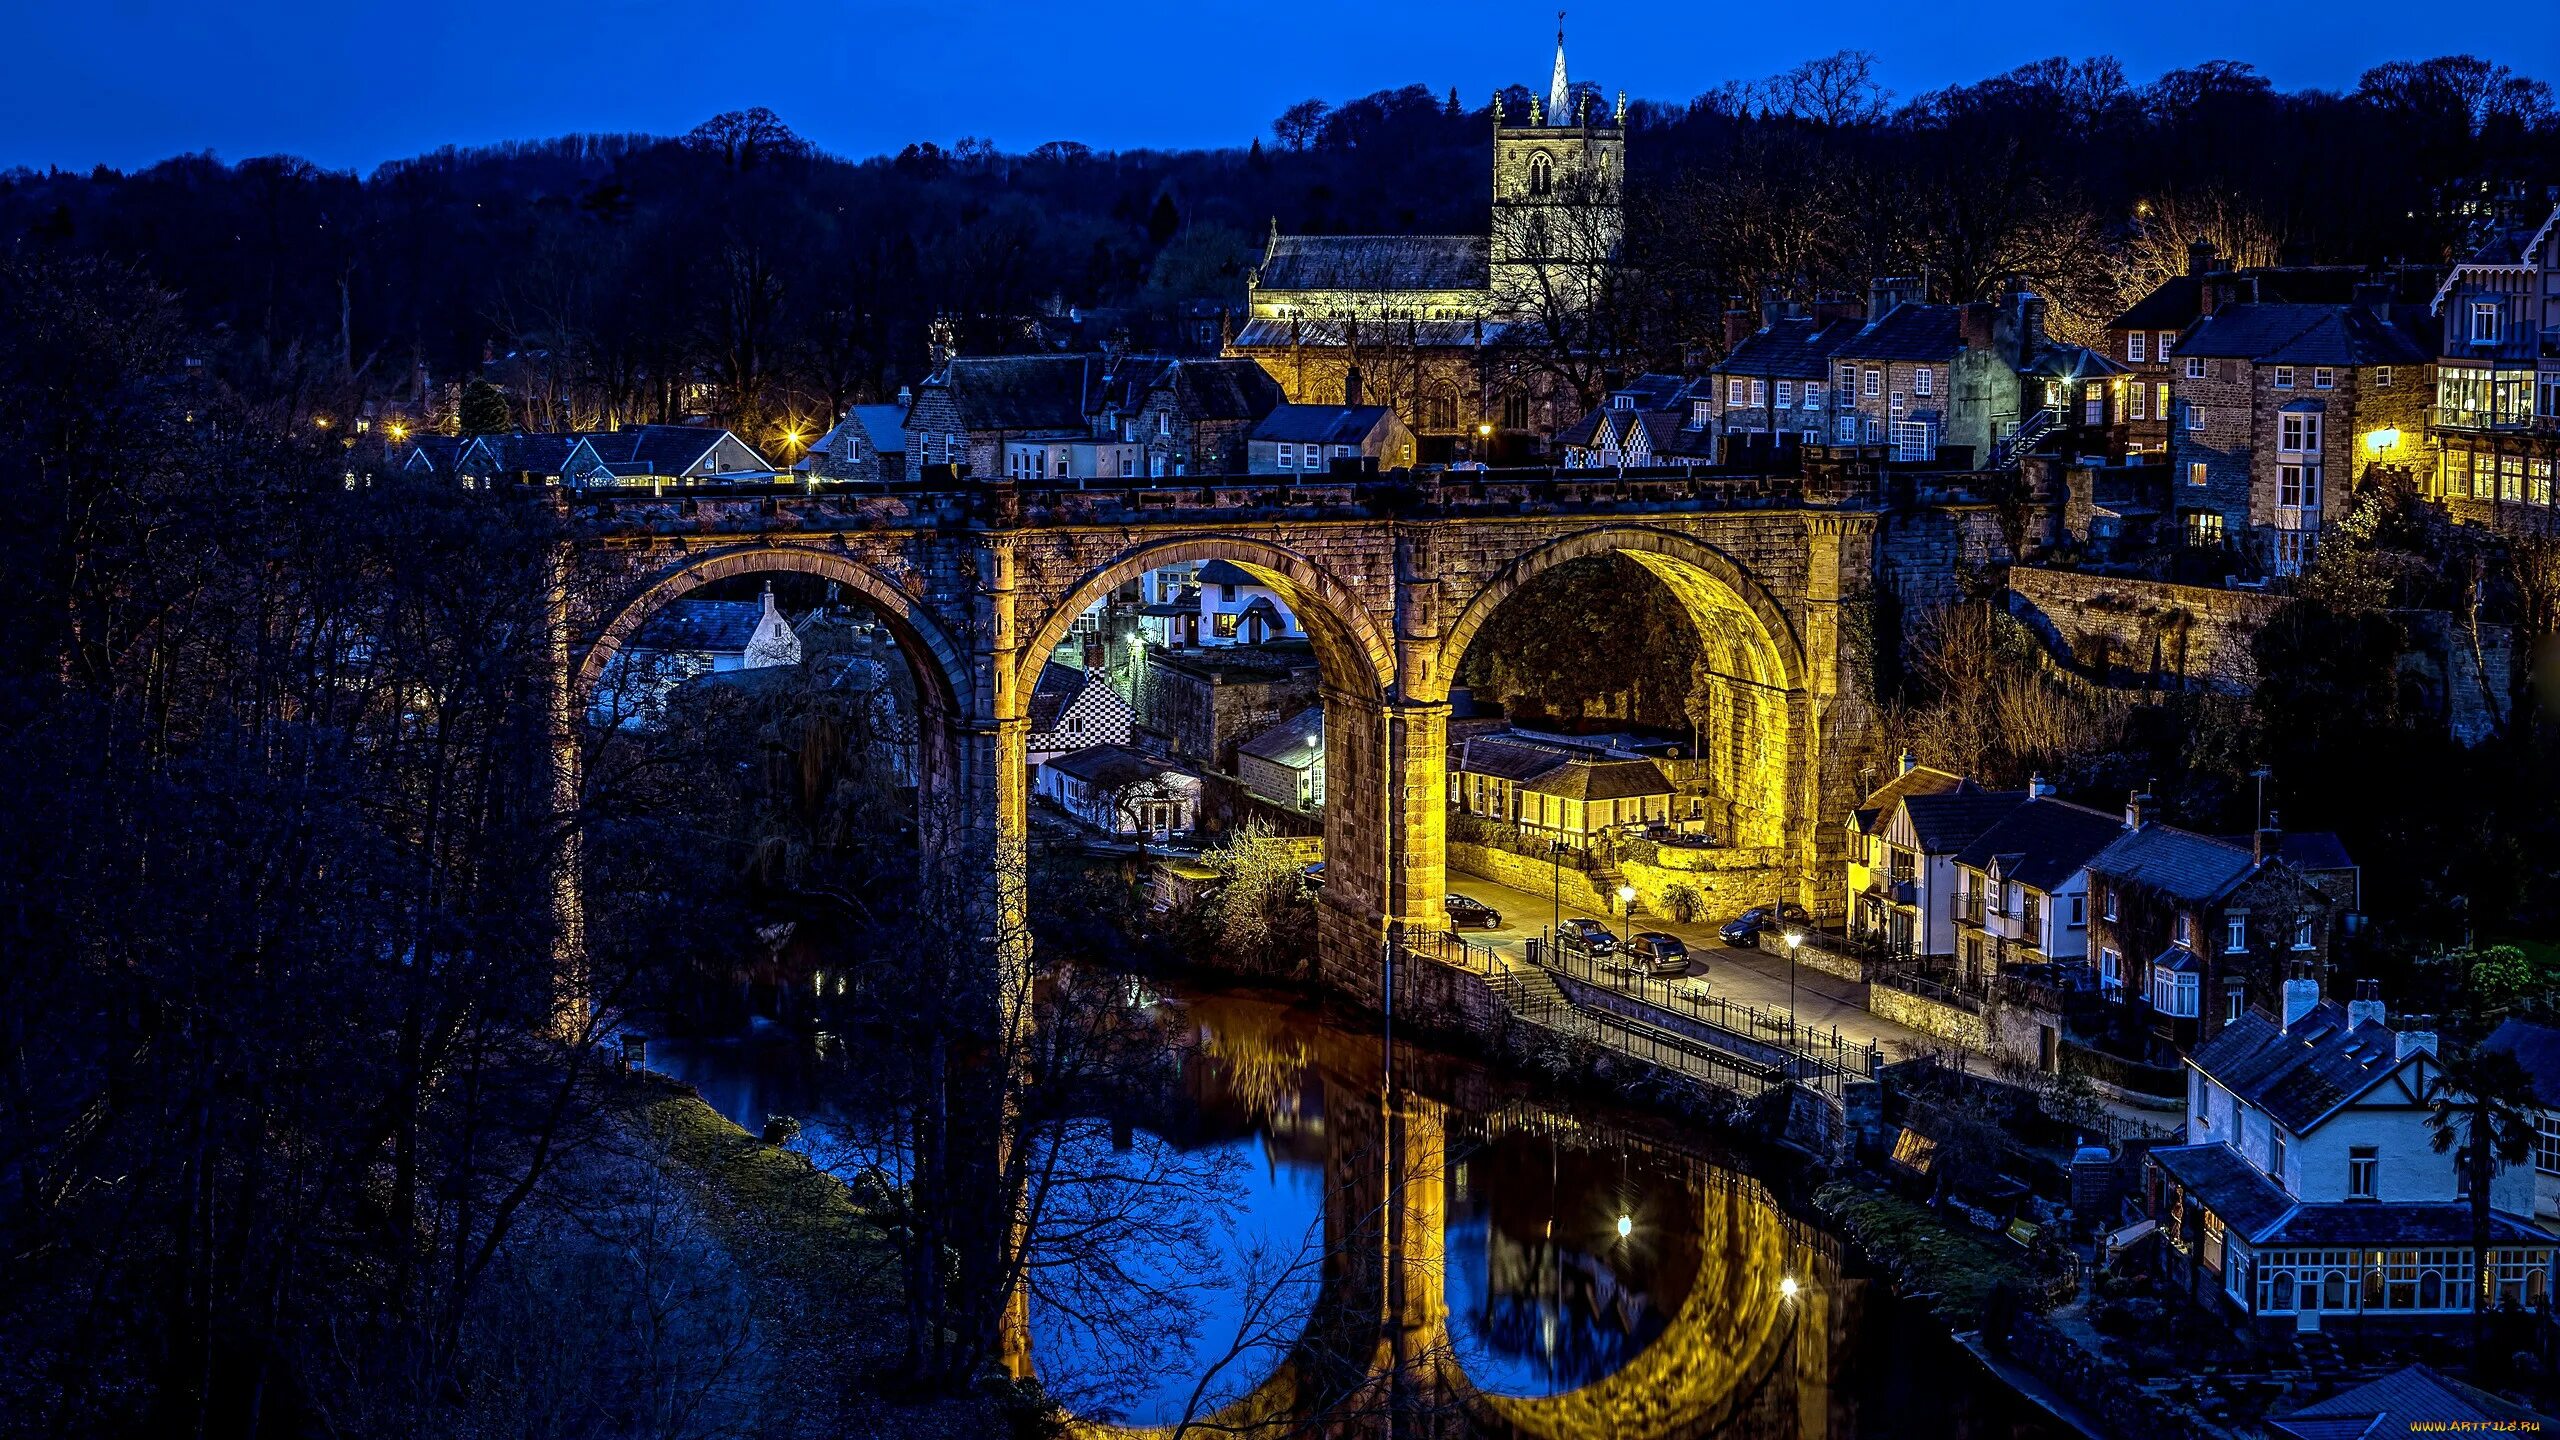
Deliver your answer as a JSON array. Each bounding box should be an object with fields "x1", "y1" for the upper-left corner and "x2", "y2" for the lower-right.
[{"x1": 1439, "y1": 868, "x2": 1938, "y2": 1060}]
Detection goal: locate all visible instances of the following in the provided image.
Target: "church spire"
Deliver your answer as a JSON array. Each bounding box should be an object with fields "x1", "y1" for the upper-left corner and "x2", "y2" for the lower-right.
[{"x1": 1547, "y1": 12, "x2": 1569, "y2": 123}]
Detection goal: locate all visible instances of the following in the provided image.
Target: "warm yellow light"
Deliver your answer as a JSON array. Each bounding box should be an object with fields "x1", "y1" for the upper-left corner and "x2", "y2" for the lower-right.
[
  {"x1": 2363, "y1": 428, "x2": 2400, "y2": 453},
  {"x1": 1616, "y1": 884, "x2": 1637, "y2": 905},
  {"x1": 1616, "y1": 1214, "x2": 1633, "y2": 1238},
  {"x1": 314, "y1": 416, "x2": 331, "y2": 429},
  {"x1": 387, "y1": 422, "x2": 409, "y2": 441},
  {"x1": 1780, "y1": 1276, "x2": 1800, "y2": 1300},
  {"x1": 1785, "y1": 930, "x2": 1804, "y2": 950},
  {"x1": 1476, "y1": 423, "x2": 1493, "y2": 436}
]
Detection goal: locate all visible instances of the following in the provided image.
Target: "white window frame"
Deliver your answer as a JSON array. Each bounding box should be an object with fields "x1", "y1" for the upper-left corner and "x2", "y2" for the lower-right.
[
  {"x1": 2174, "y1": 913, "x2": 2192, "y2": 948},
  {"x1": 2273, "y1": 365, "x2": 2295, "y2": 389},
  {"x1": 2099, "y1": 946, "x2": 2123, "y2": 993},
  {"x1": 2159, "y1": 331, "x2": 2177, "y2": 358},
  {"x1": 1863, "y1": 368, "x2": 1882, "y2": 397},
  {"x1": 1729, "y1": 378, "x2": 1748, "y2": 405},
  {"x1": 2472, "y1": 300, "x2": 2503, "y2": 344},
  {"x1": 2348, "y1": 1147, "x2": 2378, "y2": 1199},
  {"x1": 2278, "y1": 463, "x2": 2321, "y2": 512},
  {"x1": 2128, "y1": 332, "x2": 2148, "y2": 363},
  {"x1": 1775, "y1": 380, "x2": 1793, "y2": 408},
  {"x1": 2186, "y1": 356, "x2": 2207, "y2": 380},
  {"x1": 2279, "y1": 411, "x2": 2322, "y2": 453},
  {"x1": 2313, "y1": 366, "x2": 2336, "y2": 390},
  {"x1": 2225, "y1": 913, "x2": 2248, "y2": 953},
  {"x1": 1276, "y1": 442, "x2": 1294, "y2": 468},
  {"x1": 2376, "y1": 366, "x2": 2394, "y2": 388},
  {"x1": 1915, "y1": 367, "x2": 1935, "y2": 397}
]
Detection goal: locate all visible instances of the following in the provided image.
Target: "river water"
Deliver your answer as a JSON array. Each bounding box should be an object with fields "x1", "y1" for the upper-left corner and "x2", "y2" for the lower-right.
[{"x1": 643, "y1": 982, "x2": 2062, "y2": 1437}]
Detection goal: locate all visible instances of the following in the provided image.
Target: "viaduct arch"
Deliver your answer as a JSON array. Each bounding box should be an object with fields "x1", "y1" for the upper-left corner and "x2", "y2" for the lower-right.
[{"x1": 550, "y1": 469, "x2": 1993, "y2": 1007}]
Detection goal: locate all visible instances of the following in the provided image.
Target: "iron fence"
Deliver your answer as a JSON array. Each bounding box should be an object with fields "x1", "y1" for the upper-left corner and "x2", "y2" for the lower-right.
[{"x1": 1532, "y1": 932, "x2": 1882, "y2": 1084}]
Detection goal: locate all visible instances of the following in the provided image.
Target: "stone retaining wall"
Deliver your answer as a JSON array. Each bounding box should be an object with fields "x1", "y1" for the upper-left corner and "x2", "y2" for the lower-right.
[
  {"x1": 2007, "y1": 566, "x2": 2283, "y2": 694},
  {"x1": 1447, "y1": 840, "x2": 1787, "y2": 928},
  {"x1": 1869, "y1": 981, "x2": 1992, "y2": 1051},
  {"x1": 2000, "y1": 1310, "x2": 2232, "y2": 1440}
]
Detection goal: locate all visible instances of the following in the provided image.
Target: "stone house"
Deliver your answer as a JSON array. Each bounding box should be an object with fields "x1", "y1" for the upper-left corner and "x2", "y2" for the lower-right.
[
  {"x1": 2427, "y1": 196, "x2": 2560, "y2": 531},
  {"x1": 1191, "y1": 559, "x2": 1304, "y2": 647},
  {"x1": 1247, "y1": 403, "x2": 1412, "y2": 475},
  {"x1": 1449, "y1": 731, "x2": 1673, "y2": 844},
  {"x1": 590, "y1": 583, "x2": 800, "y2": 728},
  {"x1": 1844, "y1": 757, "x2": 2025, "y2": 961},
  {"x1": 1821, "y1": 282, "x2": 2119, "y2": 467},
  {"x1": 2170, "y1": 300, "x2": 2436, "y2": 576},
  {"x1": 1134, "y1": 643, "x2": 1322, "y2": 772},
  {"x1": 1554, "y1": 375, "x2": 1718, "y2": 469},
  {"x1": 1947, "y1": 786, "x2": 2127, "y2": 987},
  {"x1": 1708, "y1": 312, "x2": 1861, "y2": 462},
  {"x1": 903, "y1": 352, "x2": 1281, "y2": 481},
  {"x1": 1024, "y1": 664, "x2": 1135, "y2": 770},
  {"x1": 579, "y1": 425, "x2": 775, "y2": 485},
  {"x1": 1035, "y1": 745, "x2": 1202, "y2": 840},
  {"x1": 1237, "y1": 706, "x2": 1326, "y2": 812},
  {"x1": 2084, "y1": 794, "x2": 2360, "y2": 1054},
  {"x1": 1126, "y1": 357, "x2": 1285, "y2": 476},
  {"x1": 806, "y1": 403, "x2": 907, "y2": 483},
  {"x1": 2149, "y1": 984, "x2": 2555, "y2": 1333}
]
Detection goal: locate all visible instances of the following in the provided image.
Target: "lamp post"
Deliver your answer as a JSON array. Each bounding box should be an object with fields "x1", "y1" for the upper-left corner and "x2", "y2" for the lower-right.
[
  {"x1": 1549, "y1": 837, "x2": 1563, "y2": 968},
  {"x1": 1617, "y1": 884, "x2": 1638, "y2": 958},
  {"x1": 1784, "y1": 929, "x2": 1804, "y2": 1042}
]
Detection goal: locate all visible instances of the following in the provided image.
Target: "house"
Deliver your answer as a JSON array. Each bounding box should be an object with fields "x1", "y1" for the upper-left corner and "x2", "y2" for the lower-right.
[
  {"x1": 2427, "y1": 196, "x2": 2560, "y2": 530},
  {"x1": 2147, "y1": 984, "x2": 2557, "y2": 1332},
  {"x1": 1844, "y1": 756, "x2": 2025, "y2": 961},
  {"x1": 1554, "y1": 375, "x2": 1718, "y2": 469},
  {"x1": 1035, "y1": 745, "x2": 1202, "y2": 840},
  {"x1": 578, "y1": 425, "x2": 775, "y2": 485},
  {"x1": 1192, "y1": 560, "x2": 1303, "y2": 647},
  {"x1": 2266, "y1": 1364, "x2": 2550, "y2": 1437},
  {"x1": 2170, "y1": 298, "x2": 2435, "y2": 576},
  {"x1": 1125, "y1": 357, "x2": 1285, "y2": 476},
  {"x1": 402, "y1": 434, "x2": 503, "y2": 487},
  {"x1": 1247, "y1": 404, "x2": 1411, "y2": 475},
  {"x1": 902, "y1": 352, "x2": 1282, "y2": 482},
  {"x1": 1947, "y1": 784, "x2": 2129, "y2": 989},
  {"x1": 591, "y1": 583, "x2": 801, "y2": 727},
  {"x1": 1707, "y1": 312, "x2": 1862, "y2": 460},
  {"x1": 2085, "y1": 796, "x2": 2360, "y2": 1051},
  {"x1": 1024, "y1": 664, "x2": 1136, "y2": 770},
  {"x1": 1134, "y1": 643, "x2": 1322, "y2": 772},
  {"x1": 2478, "y1": 1016, "x2": 2560, "y2": 1229},
  {"x1": 1824, "y1": 281, "x2": 2015, "y2": 465},
  {"x1": 1237, "y1": 706, "x2": 1326, "y2": 812},
  {"x1": 2106, "y1": 241, "x2": 2441, "y2": 459},
  {"x1": 806, "y1": 403, "x2": 908, "y2": 483},
  {"x1": 1450, "y1": 731, "x2": 1674, "y2": 844}
]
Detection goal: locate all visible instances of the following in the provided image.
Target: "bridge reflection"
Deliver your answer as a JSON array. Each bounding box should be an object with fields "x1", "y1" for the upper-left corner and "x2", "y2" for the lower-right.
[{"x1": 1027, "y1": 990, "x2": 1852, "y2": 1439}]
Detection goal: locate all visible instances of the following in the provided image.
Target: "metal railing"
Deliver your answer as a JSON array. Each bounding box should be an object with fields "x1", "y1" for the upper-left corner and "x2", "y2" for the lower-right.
[
  {"x1": 2434, "y1": 406, "x2": 2560, "y2": 435},
  {"x1": 1533, "y1": 935, "x2": 1882, "y2": 1085}
]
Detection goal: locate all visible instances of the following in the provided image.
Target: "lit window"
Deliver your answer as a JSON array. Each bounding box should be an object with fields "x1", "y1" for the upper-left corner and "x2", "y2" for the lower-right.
[
  {"x1": 2189, "y1": 461, "x2": 2210, "y2": 488},
  {"x1": 2130, "y1": 386, "x2": 2148, "y2": 420}
]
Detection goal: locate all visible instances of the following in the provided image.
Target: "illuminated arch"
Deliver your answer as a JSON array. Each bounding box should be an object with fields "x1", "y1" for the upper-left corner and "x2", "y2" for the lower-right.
[{"x1": 576, "y1": 543, "x2": 970, "y2": 721}]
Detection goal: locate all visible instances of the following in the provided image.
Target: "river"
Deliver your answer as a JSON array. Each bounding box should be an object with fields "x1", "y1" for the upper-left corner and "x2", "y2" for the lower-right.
[{"x1": 641, "y1": 979, "x2": 2064, "y2": 1437}]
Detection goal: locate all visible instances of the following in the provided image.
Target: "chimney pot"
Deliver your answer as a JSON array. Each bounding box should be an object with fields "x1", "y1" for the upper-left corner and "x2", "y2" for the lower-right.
[
  {"x1": 1898, "y1": 748, "x2": 1918, "y2": 776},
  {"x1": 2282, "y1": 975, "x2": 2320, "y2": 1029},
  {"x1": 2124, "y1": 790, "x2": 2152, "y2": 829},
  {"x1": 2345, "y1": 978, "x2": 2387, "y2": 1032},
  {"x1": 2029, "y1": 773, "x2": 2056, "y2": 798}
]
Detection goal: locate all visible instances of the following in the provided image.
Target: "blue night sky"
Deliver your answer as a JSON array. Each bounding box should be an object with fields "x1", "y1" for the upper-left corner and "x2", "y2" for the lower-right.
[{"x1": 12, "y1": 0, "x2": 2558, "y2": 174}]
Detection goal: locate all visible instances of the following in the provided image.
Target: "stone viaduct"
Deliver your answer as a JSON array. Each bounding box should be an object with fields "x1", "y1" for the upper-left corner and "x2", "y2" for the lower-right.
[{"x1": 553, "y1": 462, "x2": 2010, "y2": 999}]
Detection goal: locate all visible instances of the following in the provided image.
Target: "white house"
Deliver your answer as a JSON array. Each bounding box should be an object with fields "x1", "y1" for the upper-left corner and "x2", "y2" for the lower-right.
[
  {"x1": 1845, "y1": 756, "x2": 2025, "y2": 960},
  {"x1": 1035, "y1": 745, "x2": 1201, "y2": 840},
  {"x1": 1946, "y1": 786, "x2": 2125, "y2": 987},
  {"x1": 2149, "y1": 981, "x2": 2556, "y2": 1331},
  {"x1": 590, "y1": 583, "x2": 801, "y2": 727},
  {"x1": 1237, "y1": 706, "x2": 1325, "y2": 812},
  {"x1": 1025, "y1": 665, "x2": 1136, "y2": 770},
  {"x1": 1193, "y1": 559, "x2": 1303, "y2": 648},
  {"x1": 2481, "y1": 1016, "x2": 2560, "y2": 1229}
]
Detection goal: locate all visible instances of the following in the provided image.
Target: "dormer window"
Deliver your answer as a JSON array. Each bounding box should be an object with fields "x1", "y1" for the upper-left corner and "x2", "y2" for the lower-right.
[{"x1": 1613, "y1": 393, "x2": 1635, "y2": 410}]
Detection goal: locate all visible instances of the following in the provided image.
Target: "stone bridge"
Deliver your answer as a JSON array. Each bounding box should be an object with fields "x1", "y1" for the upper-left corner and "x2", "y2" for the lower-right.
[{"x1": 551, "y1": 464, "x2": 2008, "y2": 998}]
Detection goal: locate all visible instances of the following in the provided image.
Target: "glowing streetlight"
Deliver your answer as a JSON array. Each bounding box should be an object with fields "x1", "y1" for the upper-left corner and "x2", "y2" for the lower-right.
[
  {"x1": 314, "y1": 416, "x2": 331, "y2": 429},
  {"x1": 1616, "y1": 1213, "x2": 1633, "y2": 1239},
  {"x1": 1780, "y1": 1275, "x2": 1800, "y2": 1301},
  {"x1": 1617, "y1": 883, "x2": 1639, "y2": 954},
  {"x1": 386, "y1": 421, "x2": 409, "y2": 442},
  {"x1": 1784, "y1": 929, "x2": 1805, "y2": 1041}
]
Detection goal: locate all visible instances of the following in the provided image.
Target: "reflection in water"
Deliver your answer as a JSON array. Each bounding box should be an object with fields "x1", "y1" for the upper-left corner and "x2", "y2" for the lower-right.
[{"x1": 642, "y1": 984, "x2": 2060, "y2": 1438}]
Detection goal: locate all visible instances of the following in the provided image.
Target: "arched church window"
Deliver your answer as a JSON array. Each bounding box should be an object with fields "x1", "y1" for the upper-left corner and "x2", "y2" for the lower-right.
[{"x1": 1528, "y1": 152, "x2": 1553, "y2": 197}]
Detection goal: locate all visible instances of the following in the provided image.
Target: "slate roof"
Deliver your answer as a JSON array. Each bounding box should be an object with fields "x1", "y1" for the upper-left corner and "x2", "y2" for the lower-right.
[
  {"x1": 2481, "y1": 1017, "x2": 2560, "y2": 1109},
  {"x1": 847, "y1": 405, "x2": 907, "y2": 452},
  {"x1": 1459, "y1": 734, "x2": 1581, "y2": 784},
  {"x1": 920, "y1": 355, "x2": 1102, "y2": 433},
  {"x1": 1255, "y1": 234, "x2": 1490, "y2": 293},
  {"x1": 581, "y1": 424, "x2": 770, "y2": 476},
  {"x1": 1045, "y1": 744, "x2": 1191, "y2": 789},
  {"x1": 2205, "y1": 830, "x2": 2356, "y2": 874},
  {"x1": 2176, "y1": 303, "x2": 2433, "y2": 367},
  {"x1": 1710, "y1": 316, "x2": 1863, "y2": 378},
  {"x1": 1238, "y1": 706, "x2": 1325, "y2": 766},
  {"x1": 1848, "y1": 764, "x2": 1967, "y2": 835},
  {"x1": 1525, "y1": 756, "x2": 1674, "y2": 802},
  {"x1": 1898, "y1": 782, "x2": 2030, "y2": 854},
  {"x1": 635, "y1": 599, "x2": 767, "y2": 654},
  {"x1": 405, "y1": 435, "x2": 470, "y2": 474},
  {"x1": 2149, "y1": 1143, "x2": 2297, "y2": 1241},
  {"x1": 2186, "y1": 1001, "x2": 2412, "y2": 1135},
  {"x1": 2111, "y1": 265, "x2": 2444, "y2": 332},
  {"x1": 1147, "y1": 358, "x2": 1283, "y2": 422},
  {"x1": 1195, "y1": 559, "x2": 1266, "y2": 589},
  {"x1": 1554, "y1": 406, "x2": 1718, "y2": 460},
  {"x1": 1831, "y1": 302, "x2": 1969, "y2": 363},
  {"x1": 1952, "y1": 797, "x2": 2129, "y2": 893},
  {"x1": 2269, "y1": 1364, "x2": 2551, "y2": 1440},
  {"x1": 493, "y1": 433, "x2": 583, "y2": 475},
  {"x1": 1254, "y1": 404, "x2": 1395, "y2": 446},
  {"x1": 2088, "y1": 822, "x2": 2259, "y2": 903},
  {"x1": 2260, "y1": 1203, "x2": 2553, "y2": 1247}
]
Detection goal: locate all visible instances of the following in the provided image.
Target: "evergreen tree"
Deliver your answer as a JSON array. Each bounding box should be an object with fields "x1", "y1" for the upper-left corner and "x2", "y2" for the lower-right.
[{"x1": 457, "y1": 378, "x2": 509, "y2": 436}]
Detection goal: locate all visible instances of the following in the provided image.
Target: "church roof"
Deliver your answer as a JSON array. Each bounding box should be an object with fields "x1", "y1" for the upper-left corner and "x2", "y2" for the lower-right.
[
  {"x1": 1231, "y1": 316, "x2": 1533, "y2": 350},
  {"x1": 1254, "y1": 234, "x2": 1490, "y2": 293}
]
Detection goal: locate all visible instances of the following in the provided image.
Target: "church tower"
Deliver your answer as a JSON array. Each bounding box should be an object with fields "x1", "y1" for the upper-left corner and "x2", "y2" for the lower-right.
[{"x1": 1490, "y1": 16, "x2": 1625, "y2": 317}]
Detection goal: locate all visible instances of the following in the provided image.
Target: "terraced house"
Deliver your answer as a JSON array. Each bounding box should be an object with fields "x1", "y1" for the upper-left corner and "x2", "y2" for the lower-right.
[
  {"x1": 2428, "y1": 196, "x2": 2560, "y2": 530},
  {"x1": 1844, "y1": 758, "x2": 2026, "y2": 962}
]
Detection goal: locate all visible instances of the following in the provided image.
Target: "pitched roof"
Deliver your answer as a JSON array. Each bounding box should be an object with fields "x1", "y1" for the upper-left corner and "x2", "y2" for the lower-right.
[
  {"x1": 1253, "y1": 404, "x2": 1396, "y2": 445},
  {"x1": 2088, "y1": 823, "x2": 2258, "y2": 903},
  {"x1": 2186, "y1": 1000, "x2": 2413, "y2": 1134},
  {"x1": 1952, "y1": 797, "x2": 2129, "y2": 892},
  {"x1": 1044, "y1": 744, "x2": 1191, "y2": 789},
  {"x1": 846, "y1": 405, "x2": 907, "y2": 452},
  {"x1": 2259, "y1": 1202, "x2": 2552, "y2": 1247},
  {"x1": 1255, "y1": 234, "x2": 1490, "y2": 293},
  {"x1": 635, "y1": 599, "x2": 769, "y2": 654},
  {"x1": 920, "y1": 354, "x2": 1101, "y2": 433},
  {"x1": 1195, "y1": 558, "x2": 1268, "y2": 589},
  {"x1": 1158, "y1": 358, "x2": 1284, "y2": 421},
  {"x1": 1710, "y1": 316, "x2": 1863, "y2": 378},
  {"x1": 2481, "y1": 1017, "x2": 2560, "y2": 1109},
  {"x1": 2149, "y1": 1143, "x2": 2297, "y2": 1241},
  {"x1": 1458, "y1": 733, "x2": 1579, "y2": 784},
  {"x1": 1898, "y1": 783, "x2": 2030, "y2": 854},
  {"x1": 2269, "y1": 1364, "x2": 2550, "y2": 1440},
  {"x1": 1238, "y1": 706, "x2": 1325, "y2": 765},
  {"x1": 1831, "y1": 302, "x2": 1969, "y2": 363},
  {"x1": 581, "y1": 425, "x2": 770, "y2": 476},
  {"x1": 1026, "y1": 665, "x2": 1091, "y2": 732},
  {"x1": 2111, "y1": 265, "x2": 2444, "y2": 332},
  {"x1": 1556, "y1": 406, "x2": 1718, "y2": 460},
  {"x1": 2177, "y1": 303, "x2": 2432, "y2": 367},
  {"x1": 1849, "y1": 764, "x2": 1967, "y2": 834},
  {"x1": 1523, "y1": 756, "x2": 1673, "y2": 802}
]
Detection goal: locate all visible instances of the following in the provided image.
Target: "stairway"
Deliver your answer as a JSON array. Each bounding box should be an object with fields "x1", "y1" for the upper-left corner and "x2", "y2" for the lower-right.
[{"x1": 1990, "y1": 407, "x2": 2057, "y2": 469}]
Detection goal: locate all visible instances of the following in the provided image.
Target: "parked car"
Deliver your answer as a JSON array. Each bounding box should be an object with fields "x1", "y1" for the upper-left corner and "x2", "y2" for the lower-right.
[
  {"x1": 1718, "y1": 903, "x2": 1811, "y2": 947},
  {"x1": 1445, "y1": 894, "x2": 1502, "y2": 930},
  {"x1": 1556, "y1": 917, "x2": 1618, "y2": 958},
  {"x1": 1626, "y1": 932, "x2": 1693, "y2": 976}
]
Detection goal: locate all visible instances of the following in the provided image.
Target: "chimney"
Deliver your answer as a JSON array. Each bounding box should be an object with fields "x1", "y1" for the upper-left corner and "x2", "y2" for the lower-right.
[
  {"x1": 896, "y1": 384, "x2": 913, "y2": 408},
  {"x1": 2395, "y1": 1029, "x2": 2438, "y2": 1062},
  {"x1": 2123, "y1": 790, "x2": 2152, "y2": 829},
  {"x1": 759, "y1": 581, "x2": 778, "y2": 620},
  {"x1": 2254, "y1": 809, "x2": 2283, "y2": 863},
  {"x1": 1723, "y1": 307, "x2": 1756, "y2": 351},
  {"x1": 2282, "y1": 971, "x2": 2320, "y2": 1030},
  {"x1": 1867, "y1": 276, "x2": 1920, "y2": 324},
  {"x1": 2345, "y1": 978, "x2": 2386, "y2": 1032},
  {"x1": 2199, "y1": 272, "x2": 2256, "y2": 317},
  {"x1": 1759, "y1": 287, "x2": 1784, "y2": 328},
  {"x1": 1898, "y1": 748, "x2": 1918, "y2": 776},
  {"x1": 2186, "y1": 238, "x2": 2224, "y2": 277},
  {"x1": 2028, "y1": 772, "x2": 2057, "y2": 798}
]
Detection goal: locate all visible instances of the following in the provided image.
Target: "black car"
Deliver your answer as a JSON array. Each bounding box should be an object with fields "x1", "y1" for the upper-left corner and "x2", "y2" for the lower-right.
[
  {"x1": 1445, "y1": 894, "x2": 1502, "y2": 930},
  {"x1": 1627, "y1": 932, "x2": 1693, "y2": 976},
  {"x1": 1718, "y1": 903, "x2": 1812, "y2": 947},
  {"x1": 1556, "y1": 917, "x2": 1619, "y2": 957}
]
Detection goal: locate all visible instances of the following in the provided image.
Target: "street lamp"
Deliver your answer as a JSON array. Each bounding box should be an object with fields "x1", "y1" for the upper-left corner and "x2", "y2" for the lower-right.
[
  {"x1": 1780, "y1": 1275, "x2": 1800, "y2": 1301},
  {"x1": 1784, "y1": 929, "x2": 1805, "y2": 1041},
  {"x1": 1617, "y1": 884, "x2": 1638, "y2": 953}
]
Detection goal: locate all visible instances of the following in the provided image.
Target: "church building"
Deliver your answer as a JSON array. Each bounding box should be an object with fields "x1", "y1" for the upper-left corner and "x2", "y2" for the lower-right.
[{"x1": 1226, "y1": 29, "x2": 1625, "y2": 464}]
